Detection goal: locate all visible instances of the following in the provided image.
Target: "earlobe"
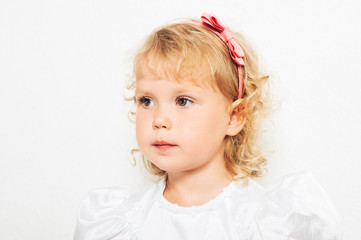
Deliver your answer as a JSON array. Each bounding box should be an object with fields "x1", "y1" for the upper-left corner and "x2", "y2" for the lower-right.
[{"x1": 226, "y1": 99, "x2": 246, "y2": 136}]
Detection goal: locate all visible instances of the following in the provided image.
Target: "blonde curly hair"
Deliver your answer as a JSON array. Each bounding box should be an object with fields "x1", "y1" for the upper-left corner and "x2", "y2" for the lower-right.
[{"x1": 127, "y1": 19, "x2": 270, "y2": 180}]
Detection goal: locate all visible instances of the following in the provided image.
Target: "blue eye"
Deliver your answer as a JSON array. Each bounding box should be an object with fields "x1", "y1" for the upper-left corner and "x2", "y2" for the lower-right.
[
  {"x1": 138, "y1": 97, "x2": 154, "y2": 107},
  {"x1": 177, "y1": 97, "x2": 193, "y2": 107}
]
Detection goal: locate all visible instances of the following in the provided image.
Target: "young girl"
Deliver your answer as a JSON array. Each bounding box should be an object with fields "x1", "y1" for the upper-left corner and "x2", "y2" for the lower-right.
[{"x1": 74, "y1": 13, "x2": 341, "y2": 240}]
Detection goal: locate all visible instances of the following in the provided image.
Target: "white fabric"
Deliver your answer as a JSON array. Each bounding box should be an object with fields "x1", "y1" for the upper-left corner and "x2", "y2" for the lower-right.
[{"x1": 74, "y1": 172, "x2": 342, "y2": 240}]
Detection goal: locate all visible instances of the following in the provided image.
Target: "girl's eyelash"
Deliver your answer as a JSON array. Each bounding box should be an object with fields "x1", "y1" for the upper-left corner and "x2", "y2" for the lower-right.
[
  {"x1": 137, "y1": 96, "x2": 154, "y2": 107},
  {"x1": 176, "y1": 96, "x2": 194, "y2": 107},
  {"x1": 137, "y1": 96, "x2": 146, "y2": 103},
  {"x1": 137, "y1": 96, "x2": 150, "y2": 102},
  {"x1": 136, "y1": 96, "x2": 194, "y2": 107}
]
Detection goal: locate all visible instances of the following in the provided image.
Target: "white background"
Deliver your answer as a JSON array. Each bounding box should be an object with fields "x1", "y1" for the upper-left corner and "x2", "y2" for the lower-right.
[{"x1": 1, "y1": 0, "x2": 360, "y2": 239}]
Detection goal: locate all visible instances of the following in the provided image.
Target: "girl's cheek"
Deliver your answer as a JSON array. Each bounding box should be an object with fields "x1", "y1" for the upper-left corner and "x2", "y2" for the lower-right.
[{"x1": 136, "y1": 110, "x2": 152, "y2": 128}]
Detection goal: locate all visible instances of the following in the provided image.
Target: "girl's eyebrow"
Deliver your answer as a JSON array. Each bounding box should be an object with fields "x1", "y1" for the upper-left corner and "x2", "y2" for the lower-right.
[
  {"x1": 135, "y1": 85, "x2": 204, "y2": 95},
  {"x1": 134, "y1": 87, "x2": 151, "y2": 95},
  {"x1": 172, "y1": 89, "x2": 202, "y2": 97},
  {"x1": 172, "y1": 84, "x2": 206, "y2": 94}
]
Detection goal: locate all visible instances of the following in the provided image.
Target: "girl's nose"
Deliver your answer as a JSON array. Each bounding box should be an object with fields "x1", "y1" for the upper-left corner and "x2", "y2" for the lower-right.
[{"x1": 152, "y1": 109, "x2": 172, "y2": 130}]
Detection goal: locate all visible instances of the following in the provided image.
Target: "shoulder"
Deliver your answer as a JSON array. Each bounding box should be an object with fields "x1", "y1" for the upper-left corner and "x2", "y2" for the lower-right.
[
  {"x1": 74, "y1": 182, "x2": 162, "y2": 240},
  {"x1": 74, "y1": 187, "x2": 132, "y2": 240},
  {"x1": 233, "y1": 172, "x2": 342, "y2": 240}
]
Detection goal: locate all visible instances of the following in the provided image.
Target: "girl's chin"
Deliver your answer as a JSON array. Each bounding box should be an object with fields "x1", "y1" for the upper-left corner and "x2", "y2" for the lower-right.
[{"x1": 148, "y1": 160, "x2": 186, "y2": 173}]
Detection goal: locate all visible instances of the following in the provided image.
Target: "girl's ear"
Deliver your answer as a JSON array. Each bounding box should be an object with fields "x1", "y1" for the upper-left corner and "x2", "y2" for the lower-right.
[{"x1": 226, "y1": 99, "x2": 246, "y2": 136}]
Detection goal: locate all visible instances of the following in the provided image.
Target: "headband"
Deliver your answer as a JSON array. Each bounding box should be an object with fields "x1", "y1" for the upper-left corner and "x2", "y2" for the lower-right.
[{"x1": 188, "y1": 13, "x2": 245, "y2": 99}]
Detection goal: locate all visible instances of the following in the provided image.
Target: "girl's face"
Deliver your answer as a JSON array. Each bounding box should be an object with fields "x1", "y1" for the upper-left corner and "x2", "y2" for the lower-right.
[{"x1": 135, "y1": 68, "x2": 234, "y2": 175}]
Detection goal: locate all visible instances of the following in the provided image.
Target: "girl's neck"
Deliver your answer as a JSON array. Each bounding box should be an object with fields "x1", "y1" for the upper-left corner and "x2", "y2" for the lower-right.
[{"x1": 163, "y1": 167, "x2": 233, "y2": 207}]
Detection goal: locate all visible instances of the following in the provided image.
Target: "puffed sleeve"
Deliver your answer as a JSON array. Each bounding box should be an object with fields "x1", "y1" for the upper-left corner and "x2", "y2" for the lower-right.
[
  {"x1": 74, "y1": 187, "x2": 132, "y2": 240},
  {"x1": 249, "y1": 172, "x2": 342, "y2": 240}
]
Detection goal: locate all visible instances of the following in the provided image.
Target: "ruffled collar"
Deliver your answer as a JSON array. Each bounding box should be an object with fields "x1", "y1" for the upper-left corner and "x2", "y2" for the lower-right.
[{"x1": 156, "y1": 178, "x2": 235, "y2": 216}]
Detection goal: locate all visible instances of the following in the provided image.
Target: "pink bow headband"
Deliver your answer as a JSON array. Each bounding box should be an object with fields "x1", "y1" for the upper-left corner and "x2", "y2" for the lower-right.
[{"x1": 187, "y1": 13, "x2": 245, "y2": 99}]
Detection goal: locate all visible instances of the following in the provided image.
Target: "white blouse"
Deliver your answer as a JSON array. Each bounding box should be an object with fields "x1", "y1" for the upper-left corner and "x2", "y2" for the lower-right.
[{"x1": 74, "y1": 172, "x2": 341, "y2": 240}]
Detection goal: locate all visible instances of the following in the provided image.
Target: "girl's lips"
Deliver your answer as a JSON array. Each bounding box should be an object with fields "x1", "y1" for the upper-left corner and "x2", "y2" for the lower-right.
[
  {"x1": 152, "y1": 141, "x2": 177, "y2": 150},
  {"x1": 154, "y1": 144, "x2": 176, "y2": 150}
]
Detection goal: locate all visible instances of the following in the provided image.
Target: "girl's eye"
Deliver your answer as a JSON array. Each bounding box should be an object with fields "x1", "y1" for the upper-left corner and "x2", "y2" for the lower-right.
[
  {"x1": 138, "y1": 97, "x2": 154, "y2": 107},
  {"x1": 176, "y1": 97, "x2": 193, "y2": 107}
]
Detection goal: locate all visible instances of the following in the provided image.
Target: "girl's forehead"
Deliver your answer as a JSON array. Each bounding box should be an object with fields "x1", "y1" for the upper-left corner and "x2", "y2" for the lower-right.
[
  {"x1": 135, "y1": 59, "x2": 215, "y2": 90},
  {"x1": 135, "y1": 74, "x2": 212, "y2": 94}
]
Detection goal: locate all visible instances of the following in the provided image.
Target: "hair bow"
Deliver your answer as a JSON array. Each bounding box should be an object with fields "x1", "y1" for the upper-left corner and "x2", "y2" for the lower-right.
[{"x1": 199, "y1": 13, "x2": 245, "y2": 98}]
